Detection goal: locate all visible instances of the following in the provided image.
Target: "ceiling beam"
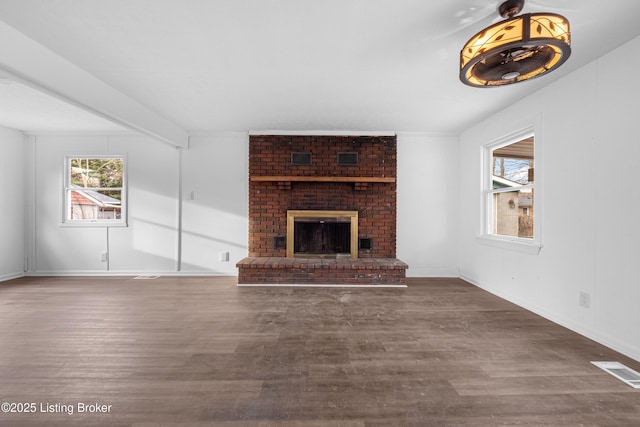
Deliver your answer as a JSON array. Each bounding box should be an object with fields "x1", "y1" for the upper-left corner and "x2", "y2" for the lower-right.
[{"x1": 0, "y1": 21, "x2": 189, "y2": 148}]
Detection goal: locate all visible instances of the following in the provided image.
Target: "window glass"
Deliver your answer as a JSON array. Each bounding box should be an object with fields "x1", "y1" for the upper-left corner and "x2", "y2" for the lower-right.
[
  {"x1": 488, "y1": 136, "x2": 534, "y2": 239},
  {"x1": 64, "y1": 156, "x2": 126, "y2": 225}
]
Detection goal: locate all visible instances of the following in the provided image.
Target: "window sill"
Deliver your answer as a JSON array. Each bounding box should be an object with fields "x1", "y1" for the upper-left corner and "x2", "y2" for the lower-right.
[
  {"x1": 476, "y1": 235, "x2": 542, "y2": 255},
  {"x1": 61, "y1": 222, "x2": 128, "y2": 228}
]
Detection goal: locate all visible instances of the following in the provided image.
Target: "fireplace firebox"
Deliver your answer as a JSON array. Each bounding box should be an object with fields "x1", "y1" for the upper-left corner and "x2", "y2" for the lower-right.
[
  {"x1": 287, "y1": 210, "x2": 358, "y2": 259},
  {"x1": 294, "y1": 220, "x2": 350, "y2": 256}
]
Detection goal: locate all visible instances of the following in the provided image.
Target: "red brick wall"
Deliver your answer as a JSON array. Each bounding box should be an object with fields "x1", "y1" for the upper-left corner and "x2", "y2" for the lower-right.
[
  {"x1": 248, "y1": 135, "x2": 397, "y2": 258},
  {"x1": 237, "y1": 258, "x2": 407, "y2": 284}
]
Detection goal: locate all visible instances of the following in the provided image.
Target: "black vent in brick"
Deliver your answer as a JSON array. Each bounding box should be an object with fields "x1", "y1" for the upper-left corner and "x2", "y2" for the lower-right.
[
  {"x1": 273, "y1": 236, "x2": 286, "y2": 250},
  {"x1": 337, "y1": 152, "x2": 358, "y2": 166},
  {"x1": 291, "y1": 152, "x2": 312, "y2": 165},
  {"x1": 359, "y1": 238, "x2": 373, "y2": 251}
]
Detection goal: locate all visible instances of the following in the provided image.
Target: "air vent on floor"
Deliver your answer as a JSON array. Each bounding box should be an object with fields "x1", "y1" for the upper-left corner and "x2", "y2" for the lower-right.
[
  {"x1": 591, "y1": 361, "x2": 640, "y2": 388},
  {"x1": 134, "y1": 275, "x2": 160, "y2": 280}
]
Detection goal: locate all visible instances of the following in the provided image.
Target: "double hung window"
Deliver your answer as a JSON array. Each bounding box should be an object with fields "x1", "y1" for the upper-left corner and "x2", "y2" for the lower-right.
[
  {"x1": 483, "y1": 130, "x2": 537, "y2": 243},
  {"x1": 63, "y1": 156, "x2": 127, "y2": 226}
]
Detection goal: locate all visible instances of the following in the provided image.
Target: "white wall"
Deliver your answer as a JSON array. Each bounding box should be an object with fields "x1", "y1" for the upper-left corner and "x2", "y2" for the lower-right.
[
  {"x1": 180, "y1": 134, "x2": 248, "y2": 274},
  {"x1": 0, "y1": 126, "x2": 25, "y2": 280},
  {"x1": 24, "y1": 130, "x2": 458, "y2": 278},
  {"x1": 25, "y1": 133, "x2": 248, "y2": 276},
  {"x1": 28, "y1": 135, "x2": 179, "y2": 274},
  {"x1": 397, "y1": 133, "x2": 459, "y2": 276},
  {"x1": 458, "y1": 35, "x2": 640, "y2": 361}
]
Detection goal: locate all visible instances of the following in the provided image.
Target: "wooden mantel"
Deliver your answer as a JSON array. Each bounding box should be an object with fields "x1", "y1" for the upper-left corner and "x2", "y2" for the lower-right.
[{"x1": 250, "y1": 176, "x2": 396, "y2": 183}]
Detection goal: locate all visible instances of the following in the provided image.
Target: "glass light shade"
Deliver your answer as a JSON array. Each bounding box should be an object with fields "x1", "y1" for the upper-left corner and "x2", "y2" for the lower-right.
[{"x1": 460, "y1": 13, "x2": 571, "y2": 87}]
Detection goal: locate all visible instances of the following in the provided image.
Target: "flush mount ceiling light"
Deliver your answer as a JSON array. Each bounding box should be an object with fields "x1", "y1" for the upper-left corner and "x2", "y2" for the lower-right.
[{"x1": 460, "y1": 0, "x2": 571, "y2": 87}]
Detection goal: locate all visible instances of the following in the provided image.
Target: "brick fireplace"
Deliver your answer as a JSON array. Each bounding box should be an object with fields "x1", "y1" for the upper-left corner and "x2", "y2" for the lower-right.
[{"x1": 236, "y1": 133, "x2": 407, "y2": 285}]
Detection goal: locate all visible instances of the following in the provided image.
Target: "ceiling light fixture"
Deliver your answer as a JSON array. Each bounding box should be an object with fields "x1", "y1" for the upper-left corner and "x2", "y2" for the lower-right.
[{"x1": 460, "y1": 0, "x2": 571, "y2": 87}]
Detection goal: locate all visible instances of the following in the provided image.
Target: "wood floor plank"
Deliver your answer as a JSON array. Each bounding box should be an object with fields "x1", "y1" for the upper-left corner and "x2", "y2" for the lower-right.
[{"x1": 0, "y1": 276, "x2": 638, "y2": 426}]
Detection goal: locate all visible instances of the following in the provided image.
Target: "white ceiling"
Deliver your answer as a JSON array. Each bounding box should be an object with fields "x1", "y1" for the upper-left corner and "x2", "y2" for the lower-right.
[
  {"x1": 0, "y1": 76, "x2": 125, "y2": 132},
  {"x1": 0, "y1": 0, "x2": 639, "y2": 137}
]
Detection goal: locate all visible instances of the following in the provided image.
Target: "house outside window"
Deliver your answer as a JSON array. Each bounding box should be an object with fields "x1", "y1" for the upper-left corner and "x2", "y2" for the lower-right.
[
  {"x1": 63, "y1": 156, "x2": 127, "y2": 226},
  {"x1": 484, "y1": 131, "x2": 535, "y2": 241}
]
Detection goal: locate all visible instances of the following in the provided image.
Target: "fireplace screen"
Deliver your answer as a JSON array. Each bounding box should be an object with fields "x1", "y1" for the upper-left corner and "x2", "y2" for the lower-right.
[
  {"x1": 294, "y1": 219, "x2": 351, "y2": 255},
  {"x1": 287, "y1": 210, "x2": 358, "y2": 258}
]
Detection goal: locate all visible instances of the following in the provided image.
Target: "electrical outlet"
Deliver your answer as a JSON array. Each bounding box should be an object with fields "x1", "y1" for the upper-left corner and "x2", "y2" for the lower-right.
[
  {"x1": 219, "y1": 251, "x2": 230, "y2": 262},
  {"x1": 100, "y1": 252, "x2": 108, "y2": 262},
  {"x1": 579, "y1": 291, "x2": 591, "y2": 309}
]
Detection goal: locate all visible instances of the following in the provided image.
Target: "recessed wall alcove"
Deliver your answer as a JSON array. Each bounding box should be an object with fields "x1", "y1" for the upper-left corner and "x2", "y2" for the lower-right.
[{"x1": 236, "y1": 133, "x2": 408, "y2": 285}]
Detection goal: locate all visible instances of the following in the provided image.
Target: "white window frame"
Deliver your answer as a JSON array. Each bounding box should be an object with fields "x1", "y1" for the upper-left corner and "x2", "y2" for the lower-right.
[
  {"x1": 478, "y1": 126, "x2": 542, "y2": 254},
  {"x1": 62, "y1": 154, "x2": 128, "y2": 227}
]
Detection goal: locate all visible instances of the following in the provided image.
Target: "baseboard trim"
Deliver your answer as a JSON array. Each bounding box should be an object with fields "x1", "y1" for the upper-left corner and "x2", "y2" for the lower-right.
[
  {"x1": 0, "y1": 272, "x2": 26, "y2": 282},
  {"x1": 406, "y1": 268, "x2": 458, "y2": 278}
]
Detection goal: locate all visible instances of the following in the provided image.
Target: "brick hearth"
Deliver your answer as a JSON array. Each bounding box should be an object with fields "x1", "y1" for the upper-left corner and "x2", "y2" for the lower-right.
[
  {"x1": 237, "y1": 257, "x2": 408, "y2": 285},
  {"x1": 237, "y1": 133, "x2": 407, "y2": 285}
]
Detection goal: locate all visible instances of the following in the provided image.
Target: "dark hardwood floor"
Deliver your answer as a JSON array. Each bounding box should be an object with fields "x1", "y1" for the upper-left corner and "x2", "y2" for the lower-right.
[{"x1": 0, "y1": 276, "x2": 638, "y2": 426}]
